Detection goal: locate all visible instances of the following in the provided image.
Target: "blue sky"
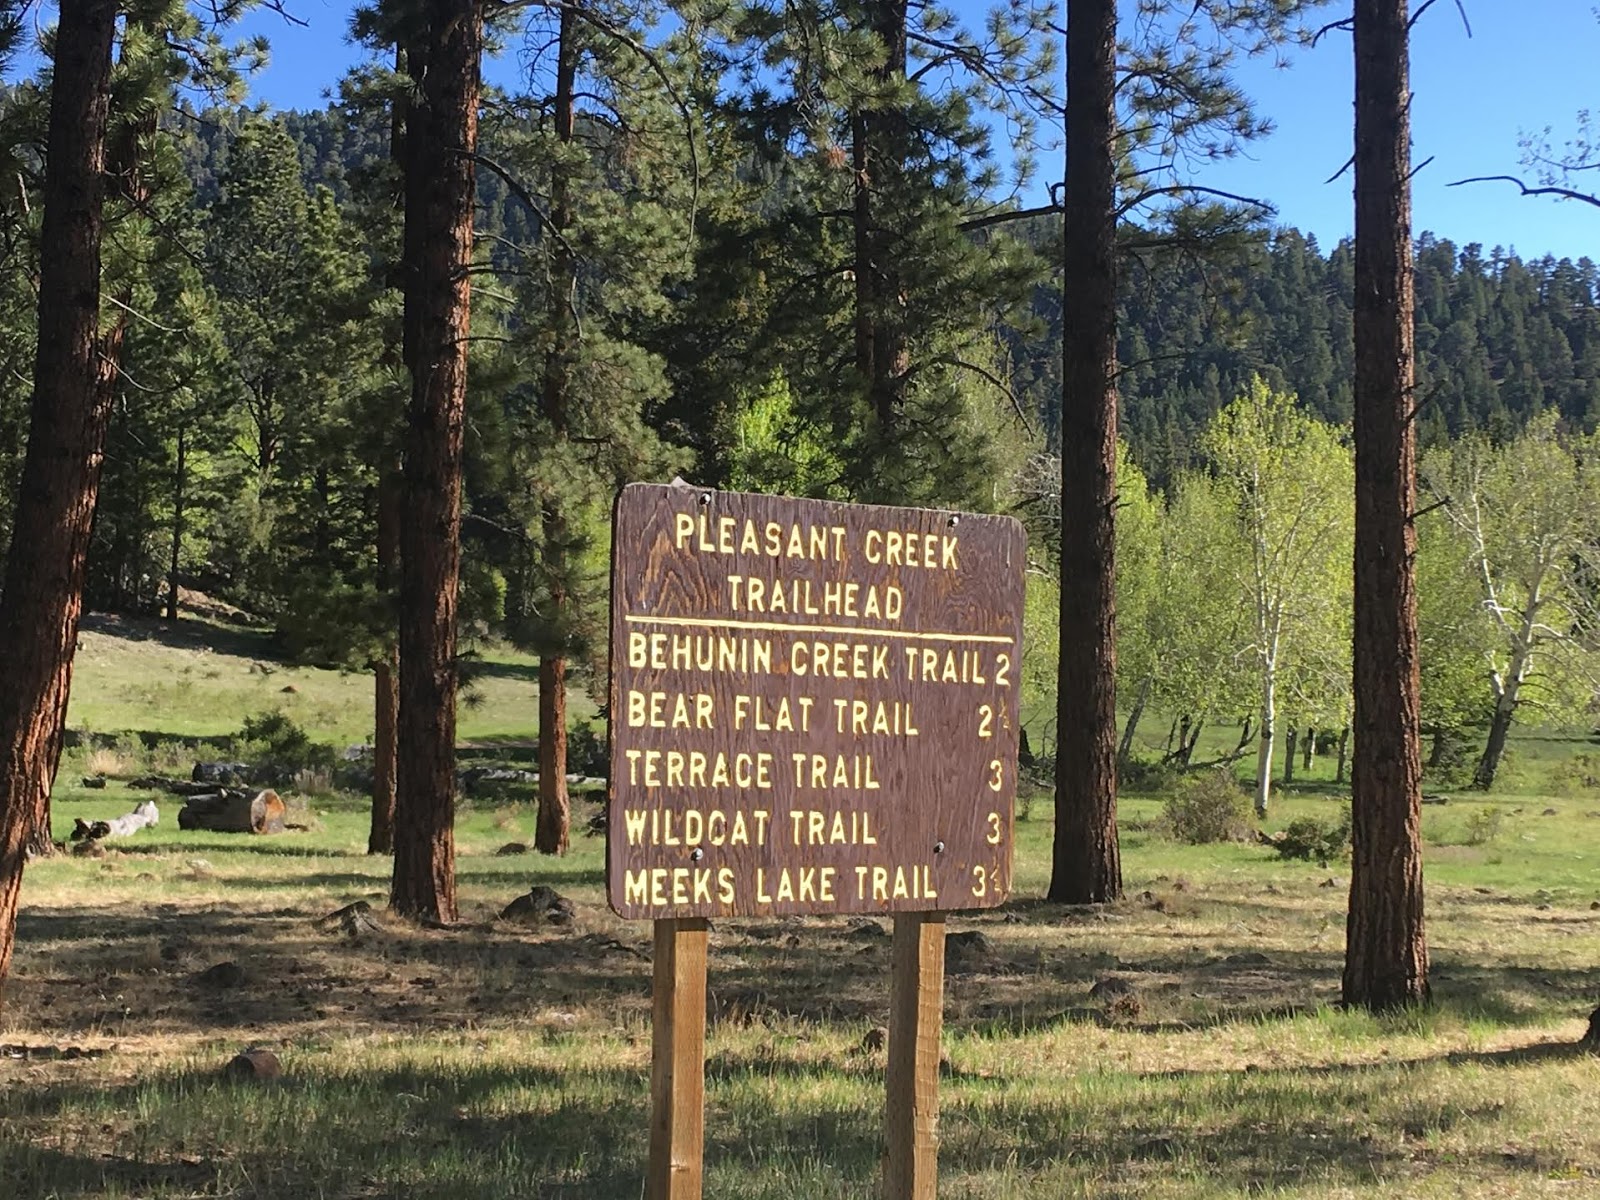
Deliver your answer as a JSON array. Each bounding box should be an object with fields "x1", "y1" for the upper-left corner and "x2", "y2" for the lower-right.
[{"x1": 19, "y1": 1, "x2": 1600, "y2": 262}]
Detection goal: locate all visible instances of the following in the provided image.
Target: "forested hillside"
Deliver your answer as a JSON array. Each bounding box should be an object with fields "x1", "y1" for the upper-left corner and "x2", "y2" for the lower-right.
[
  {"x1": 172, "y1": 103, "x2": 1600, "y2": 491},
  {"x1": 0, "y1": 81, "x2": 1589, "y2": 800}
]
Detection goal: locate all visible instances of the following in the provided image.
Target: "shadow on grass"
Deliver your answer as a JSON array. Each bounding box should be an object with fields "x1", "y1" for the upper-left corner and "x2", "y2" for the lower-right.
[
  {"x1": 5, "y1": 1038, "x2": 1591, "y2": 1199},
  {"x1": 463, "y1": 657, "x2": 542, "y2": 686},
  {"x1": 113, "y1": 840, "x2": 371, "y2": 860},
  {"x1": 79, "y1": 612, "x2": 275, "y2": 659},
  {"x1": 12, "y1": 884, "x2": 1595, "y2": 1049},
  {"x1": 2, "y1": 1063, "x2": 650, "y2": 1200}
]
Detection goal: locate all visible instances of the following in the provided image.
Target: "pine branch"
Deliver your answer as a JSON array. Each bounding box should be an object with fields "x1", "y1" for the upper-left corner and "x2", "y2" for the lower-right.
[
  {"x1": 905, "y1": 354, "x2": 1032, "y2": 430},
  {"x1": 957, "y1": 202, "x2": 1061, "y2": 232}
]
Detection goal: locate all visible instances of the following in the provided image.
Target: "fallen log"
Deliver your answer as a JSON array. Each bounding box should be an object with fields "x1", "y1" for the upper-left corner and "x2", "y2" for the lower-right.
[
  {"x1": 178, "y1": 789, "x2": 286, "y2": 835},
  {"x1": 70, "y1": 800, "x2": 158, "y2": 842},
  {"x1": 128, "y1": 775, "x2": 231, "y2": 797}
]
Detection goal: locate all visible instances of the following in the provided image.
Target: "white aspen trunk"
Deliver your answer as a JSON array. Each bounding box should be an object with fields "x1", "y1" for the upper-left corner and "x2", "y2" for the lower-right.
[{"x1": 1255, "y1": 666, "x2": 1276, "y2": 817}]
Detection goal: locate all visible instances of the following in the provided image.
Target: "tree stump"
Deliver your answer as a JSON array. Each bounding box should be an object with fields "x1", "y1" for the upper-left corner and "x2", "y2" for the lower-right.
[{"x1": 178, "y1": 790, "x2": 285, "y2": 834}]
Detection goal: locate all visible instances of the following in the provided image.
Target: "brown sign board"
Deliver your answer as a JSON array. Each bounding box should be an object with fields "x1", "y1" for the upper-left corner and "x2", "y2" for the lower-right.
[{"x1": 607, "y1": 483, "x2": 1025, "y2": 920}]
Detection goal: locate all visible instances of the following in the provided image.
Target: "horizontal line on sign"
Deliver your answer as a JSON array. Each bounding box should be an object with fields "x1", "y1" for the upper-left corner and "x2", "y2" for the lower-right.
[{"x1": 624, "y1": 614, "x2": 1016, "y2": 644}]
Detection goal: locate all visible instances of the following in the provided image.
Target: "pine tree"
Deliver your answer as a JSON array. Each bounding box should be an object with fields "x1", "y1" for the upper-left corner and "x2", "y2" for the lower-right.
[
  {"x1": 1050, "y1": 0, "x2": 1121, "y2": 904},
  {"x1": 477, "y1": 0, "x2": 693, "y2": 855},
  {"x1": 1344, "y1": 0, "x2": 1429, "y2": 1012},
  {"x1": 0, "y1": 0, "x2": 118, "y2": 982},
  {"x1": 390, "y1": 0, "x2": 482, "y2": 924}
]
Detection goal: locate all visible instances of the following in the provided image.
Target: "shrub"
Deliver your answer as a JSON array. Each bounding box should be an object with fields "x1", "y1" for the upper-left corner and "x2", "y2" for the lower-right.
[
  {"x1": 1555, "y1": 752, "x2": 1600, "y2": 794},
  {"x1": 1120, "y1": 754, "x2": 1178, "y2": 793},
  {"x1": 292, "y1": 766, "x2": 335, "y2": 798},
  {"x1": 567, "y1": 722, "x2": 609, "y2": 778},
  {"x1": 236, "y1": 710, "x2": 335, "y2": 772},
  {"x1": 83, "y1": 745, "x2": 134, "y2": 779},
  {"x1": 1273, "y1": 809, "x2": 1352, "y2": 865},
  {"x1": 1463, "y1": 805, "x2": 1505, "y2": 846},
  {"x1": 1162, "y1": 769, "x2": 1253, "y2": 844}
]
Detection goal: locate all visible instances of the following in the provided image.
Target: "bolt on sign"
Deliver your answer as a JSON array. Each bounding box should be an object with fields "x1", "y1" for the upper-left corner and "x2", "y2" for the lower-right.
[{"x1": 608, "y1": 483, "x2": 1025, "y2": 920}]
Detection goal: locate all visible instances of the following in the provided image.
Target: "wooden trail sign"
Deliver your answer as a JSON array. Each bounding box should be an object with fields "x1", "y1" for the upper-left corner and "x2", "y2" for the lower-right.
[
  {"x1": 607, "y1": 482, "x2": 1025, "y2": 1199},
  {"x1": 608, "y1": 483, "x2": 1024, "y2": 920}
]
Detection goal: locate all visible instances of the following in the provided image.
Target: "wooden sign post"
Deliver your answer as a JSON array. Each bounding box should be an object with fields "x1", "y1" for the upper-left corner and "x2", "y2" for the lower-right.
[
  {"x1": 886, "y1": 912, "x2": 945, "y2": 1199},
  {"x1": 608, "y1": 483, "x2": 1024, "y2": 1199},
  {"x1": 648, "y1": 917, "x2": 708, "y2": 1200}
]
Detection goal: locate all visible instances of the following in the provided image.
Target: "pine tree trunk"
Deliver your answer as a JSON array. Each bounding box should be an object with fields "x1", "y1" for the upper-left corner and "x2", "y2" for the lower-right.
[
  {"x1": 536, "y1": 656, "x2": 570, "y2": 855},
  {"x1": 1473, "y1": 701, "x2": 1515, "y2": 790},
  {"x1": 390, "y1": 0, "x2": 481, "y2": 924},
  {"x1": 371, "y1": 652, "x2": 398, "y2": 853},
  {"x1": 166, "y1": 428, "x2": 185, "y2": 622},
  {"x1": 852, "y1": 0, "x2": 911, "y2": 448},
  {"x1": 369, "y1": 472, "x2": 400, "y2": 856},
  {"x1": 0, "y1": 0, "x2": 119, "y2": 982},
  {"x1": 1336, "y1": 725, "x2": 1350, "y2": 784},
  {"x1": 534, "y1": 4, "x2": 576, "y2": 858},
  {"x1": 1427, "y1": 725, "x2": 1446, "y2": 769},
  {"x1": 370, "y1": 43, "x2": 410, "y2": 860},
  {"x1": 1049, "y1": 0, "x2": 1120, "y2": 905},
  {"x1": 1117, "y1": 677, "x2": 1149, "y2": 764},
  {"x1": 1283, "y1": 725, "x2": 1298, "y2": 785},
  {"x1": 1344, "y1": 0, "x2": 1429, "y2": 1012}
]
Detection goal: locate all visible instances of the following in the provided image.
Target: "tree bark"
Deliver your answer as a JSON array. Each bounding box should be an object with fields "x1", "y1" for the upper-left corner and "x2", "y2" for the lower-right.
[
  {"x1": 536, "y1": 656, "x2": 570, "y2": 854},
  {"x1": 1283, "y1": 725, "x2": 1298, "y2": 785},
  {"x1": 0, "y1": 0, "x2": 119, "y2": 982},
  {"x1": 1050, "y1": 0, "x2": 1121, "y2": 904},
  {"x1": 1344, "y1": 0, "x2": 1429, "y2": 1012},
  {"x1": 370, "y1": 471, "x2": 400, "y2": 856},
  {"x1": 370, "y1": 43, "x2": 410, "y2": 859},
  {"x1": 1336, "y1": 725, "x2": 1350, "y2": 784},
  {"x1": 852, "y1": 0, "x2": 911, "y2": 445},
  {"x1": 1171, "y1": 714, "x2": 1191, "y2": 763},
  {"x1": 1472, "y1": 701, "x2": 1515, "y2": 790},
  {"x1": 1254, "y1": 672, "x2": 1276, "y2": 817},
  {"x1": 391, "y1": 0, "x2": 481, "y2": 924},
  {"x1": 1303, "y1": 725, "x2": 1316, "y2": 771},
  {"x1": 165, "y1": 428, "x2": 185, "y2": 622},
  {"x1": 534, "y1": 3, "x2": 576, "y2": 858},
  {"x1": 1180, "y1": 717, "x2": 1203, "y2": 768}
]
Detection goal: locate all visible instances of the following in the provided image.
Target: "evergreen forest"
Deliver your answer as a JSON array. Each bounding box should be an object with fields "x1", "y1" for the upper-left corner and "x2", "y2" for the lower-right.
[{"x1": 0, "y1": 3, "x2": 1599, "y2": 1195}]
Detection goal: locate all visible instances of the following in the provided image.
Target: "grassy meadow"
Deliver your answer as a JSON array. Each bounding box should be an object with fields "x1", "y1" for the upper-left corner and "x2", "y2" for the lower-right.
[{"x1": 2, "y1": 613, "x2": 1599, "y2": 1198}]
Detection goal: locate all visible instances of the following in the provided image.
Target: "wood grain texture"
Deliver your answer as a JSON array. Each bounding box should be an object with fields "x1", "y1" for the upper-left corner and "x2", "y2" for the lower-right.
[
  {"x1": 608, "y1": 484, "x2": 1025, "y2": 919},
  {"x1": 885, "y1": 912, "x2": 945, "y2": 1200},
  {"x1": 648, "y1": 918, "x2": 708, "y2": 1200}
]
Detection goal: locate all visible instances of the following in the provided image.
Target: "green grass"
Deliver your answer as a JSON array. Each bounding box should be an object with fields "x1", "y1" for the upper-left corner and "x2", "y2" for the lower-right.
[
  {"x1": 66, "y1": 611, "x2": 596, "y2": 746},
  {"x1": 3, "y1": 620, "x2": 1600, "y2": 1198}
]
